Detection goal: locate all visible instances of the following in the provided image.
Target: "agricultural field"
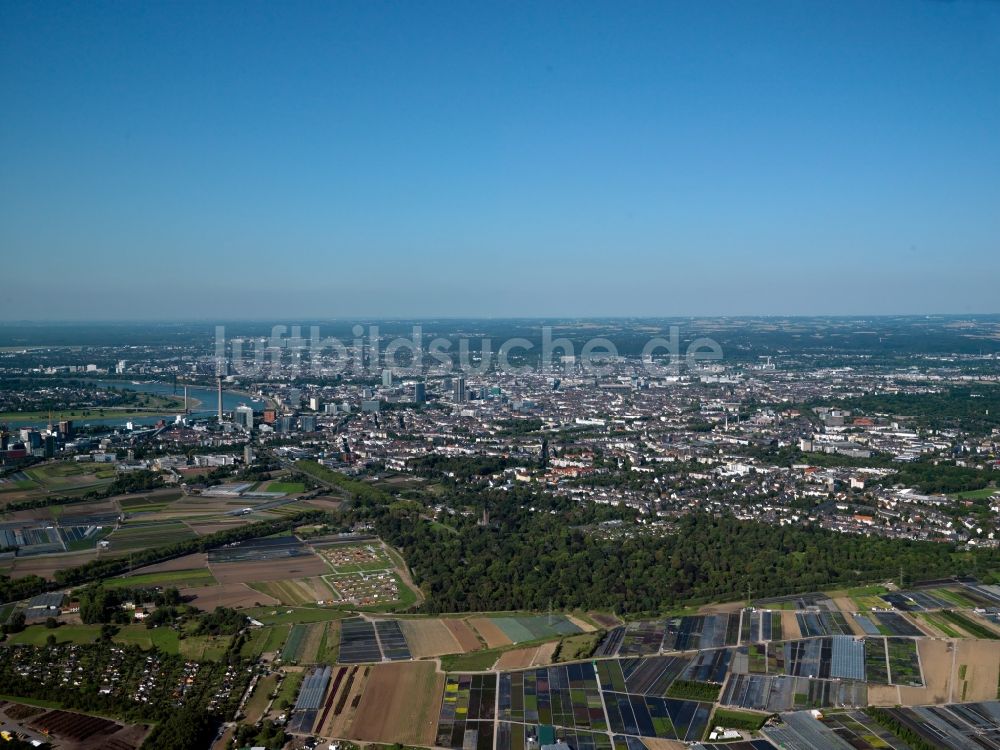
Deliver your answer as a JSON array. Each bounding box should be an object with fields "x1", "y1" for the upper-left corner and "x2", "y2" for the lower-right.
[
  {"x1": 22, "y1": 707, "x2": 149, "y2": 750},
  {"x1": 313, "y1": 664, "x2": 370, "y2": 740},
  {"x1": 504, "y1": 660, "x2": 711, "y2": 744},
  {"x1": 180, "y1": 582, "x2": 279, "y2": 610},
  {"x1": 444, "y1": 618, "x2": 484, "y2": 652},
  {"x1": 437, "y1": 673, "x2": 498, "y2": 750},
  {"x1": 348, "y1": 661, "x2": 443, "y2": 746},
  {"x1": 105, "y1": 520, "x2": 196, "y2": 551},
  {"x1": 936, "y1": 609, "x2": 1000, "y2": 639},
  {"x1": 280, "y1": 622, "x2": 327, "y2": 663},
  {"x1": 259, "y1": 625, "x2": 291, "y2": 656},
  {"x1": 116, "y1": 492, "x2": 184, "y2": 515},
  {"x1": 242, "y1": 606, "x2": 349, "y2": 626},
  {"x1": 721, "y1": 672, "x2": 867, "y2": 712},
  {"x1": 556, "y1": 632, "x2": 603, "y2": 663},
  {"x1": 24, "y1": 461, "x2": 117, "y2": 492},
  {"x1": 249, "y1": 576, "x2": 337, "y2": 606},
  {"x1": 795, "y1": 610, "x2": 853, "y2": 637},
  {"x1": 103, "y1": 567, "x2": 217, "y2": 589},
  {"x1": 244, "y1": 673, "x2": 278, "y2": 723},
  {"x1": 486, "y1": 614, "x2": 585, "y2": 644},
  {"x1": 495, "y1": 642, "x2": 560, "y2": 669},
  {"x1": 952, "y1": 640, "x2": 1000, "y2": 702},
  {"x1": 7, "y1": 624, "x2": 102, "y2": 646},
  {"x1": 916, "y1": 610, "x2": 966, "y2": 638},
  {"x1": 764, "y1": 709, "x2": 912, "y2": 750},
  {"x1": 398, "y1": 618, "x2": 467, "y2": 658},
  {"x1": 846, "y1": 585, "x2": 891, "y2": 611},
  {"x1": 885, "y1": 638, "x2": 923, "y2": 687},
  {"x1": 330, "y1": 617, "x2": 408, "y2": 663},
  {"x1": 210, "y1": 554, "x2": 331, "y2": 585},
  {"x1": 3, "y1": 549, "x2": 98, "y2": 580},
  {"x1": 874, "y1": 702, "x2": 1000, "y2": 747},
  {"x1": 261, "y1": 481, "x2": 306, "y2": 494}
]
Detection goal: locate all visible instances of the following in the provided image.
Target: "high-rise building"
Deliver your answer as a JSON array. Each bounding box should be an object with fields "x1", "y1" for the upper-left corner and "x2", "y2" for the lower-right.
[
  {"x1": 244, "y1": 445, "x2": 256, "y2": 464},
  {"x1": 234, "y1": 405, "x2": 254, "y2": 431},
  {"x1": 382, "y1": 369, "x2": 393, "y2": 388},
  {"x1": 413, "y1": 382, "x2": 426, "y2": 404},
  {"x1": 309, "y1": 396, "x2": 321, "y2": 411},
  {"x1": 300, "y1": 415, "x2": 317, "y2": 432},
  {"x1": 453, "y1": 377, "x2": 466, "y2": 403},
  {"x1": 58, "y1": 420, "x2": 73, "y2": 438},
  {"x1": 279, "y1": 415, "x2": 295, "y2": 433},
  {"x1": 263, "y1": 409, "x2": 277, "y2": 424}
]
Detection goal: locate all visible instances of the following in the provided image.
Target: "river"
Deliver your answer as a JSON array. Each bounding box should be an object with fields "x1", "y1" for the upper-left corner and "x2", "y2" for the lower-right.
[{"x1": 6, "y1": 380, "x2": 262, "y2": 429}]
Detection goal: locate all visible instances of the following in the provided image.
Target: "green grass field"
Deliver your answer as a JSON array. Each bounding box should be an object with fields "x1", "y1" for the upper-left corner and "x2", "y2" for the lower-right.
[
  {"x1": 106, "y1": 520, "x2": 196, "y2": 550},
  {"x1": 178, "y1": 634, "x2": 231, "y2": 661},
  {"x1": 113, "y1": 624, "x2": 182, "y2": 652},
  {"x1": 244, "y1": 673, "x2": 278, "y2": 722},
  {"x1": 8, "y1": 624, "x2": 102, "y2": 646},
  {"x1": 0, "y1": 479, "x2": 39, "y2": 493},
  {"x1": 104, "y1": 567, "x2": 218, "y2": 589},
  {"x1": 440, "y1": 648, "x2": 504, "y2": 672},
  {"x1": 951, "y1": 487, "x2": 999, "y2": 500},
  {"x1": 274, "y1": 671, "x2": 303, "y2": 709},
  {"x1": 260, "y1": 624, "x2": 291, "y2": 653},
  {"x1": 929, "y1": 587, "x2": 978, "y2": 608},
  {"x1": 240, "y1": 627, "x2": 273, "y2": 658},
  {"x1": 24, "y1": 462, "x2": 117, "y2": 491},
  {"x1": 263, "y1": 481, "x2": 306, "y2": 494},
  {"x1": 918, "y1": 611, "x2": 963, "y2": 638}
]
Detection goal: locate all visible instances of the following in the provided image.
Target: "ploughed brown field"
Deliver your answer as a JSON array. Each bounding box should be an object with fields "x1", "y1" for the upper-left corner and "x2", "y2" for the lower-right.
[
  {"x1": 314, "y1": 665, "x2": 370, "y2": 739},
  {"x1": 347, "y1": 661, "x2": 444, "y2": 746},
  {"x1": 587, "y1": 612, "x2": 620, "y2": 629},
  {"x1": 209, "y1": 553, "x2": 330, "y2": 584},
  {"x1": 780, "y1": 610, "x2": 802, "y2": 639},
  {"x1": 469, "y1": 617, "x2": 512, "y2": 648},
  {"x1": 129, "y1": 552, "x2": 208, "y2": 574},
  {"x1": 6, "y1": 550, "x2": 97, "y2": 579},
  {"x1": 495, "y1": 641, "x2": 559, "y2": 669},
  {"x1": 443, "y1": 618, "x2": 483, "y2": 652},
  {"x1": 398, "y1": 618, "x2": 464, "y2": 658},
  {"x1": 180, "y1": 582, "x2": 279, "y2": 609}
]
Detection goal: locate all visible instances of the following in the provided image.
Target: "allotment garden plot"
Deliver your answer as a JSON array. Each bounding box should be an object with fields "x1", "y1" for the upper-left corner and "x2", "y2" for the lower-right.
[
  {"x1": 313, "y1": 540, "x2": 418, "y2": 608},
  {"x1": 317, "y1": 541, "x2": 394, "y2": 572}
]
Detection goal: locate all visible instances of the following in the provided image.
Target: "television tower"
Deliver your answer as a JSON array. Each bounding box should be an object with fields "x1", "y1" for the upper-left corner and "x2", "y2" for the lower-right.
[{"x1": 217, "y1": 376, "x2": 223, "y2": 423}]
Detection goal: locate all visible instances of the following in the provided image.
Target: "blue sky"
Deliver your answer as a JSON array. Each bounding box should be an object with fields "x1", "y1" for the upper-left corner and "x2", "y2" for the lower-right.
[{"x1": 2, "y1": 1, "x2": 998, "y2": 319}]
